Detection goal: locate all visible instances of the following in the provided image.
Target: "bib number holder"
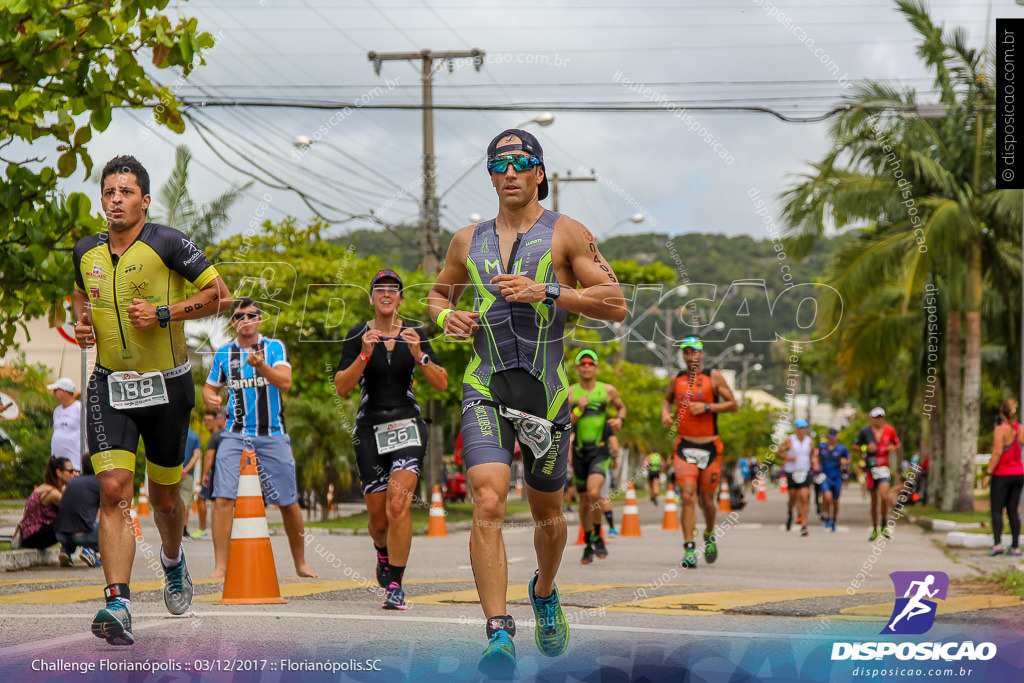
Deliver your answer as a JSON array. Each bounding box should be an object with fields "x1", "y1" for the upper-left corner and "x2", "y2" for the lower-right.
[
  {"x1": 790, "y1": 470, "x2": 809, "y2": 485},
  {"x1": 681, "y1": 448, "x2": 711, "y2": 470},
  {"x1": 108, "y1": 371, "x2": 168, "y2": 409},
  {"x1": 373, "y1": 418, "x2": 421, "y2": 454},
  {"x1": 870, "y1": 466, "x2": 891, "y2": 481}
]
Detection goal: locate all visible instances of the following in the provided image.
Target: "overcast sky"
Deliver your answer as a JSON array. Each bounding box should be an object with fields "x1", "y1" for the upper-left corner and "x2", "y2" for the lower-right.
[{"x1": 26, "y1": 0, "x2": 1012, "y2": 246}]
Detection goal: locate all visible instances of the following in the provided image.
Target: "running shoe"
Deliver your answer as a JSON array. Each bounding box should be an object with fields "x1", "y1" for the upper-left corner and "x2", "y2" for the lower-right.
[
  {"x1": 987, "y1": 545, "x2": 1006, "y2": 557},
  {"x1": 881, "y1": 528, "x2": 892, "y2": 540},
  {"x1": 786, "y1": 511, "x2": 793, "y2": 532},
  {"x1": 80, "y1": 548, "x2": 101, "y2": 567},
  {"x1": 831, "y1": 522, "x2": 838, "y2": 533},
  {"x1": 376, "y1": 551, "x2": 390, "y2": 588},
  {"x1": 703, "y1": 531, "x2": 718, "y2": 564},
  {"x1": 580, "y1": 545, "x2": 595, "y2": 565},
  {"x1": 162, "y1": 547, "x2": 193, "y2": 615},
  {"x1": 681, "y1": 545, "x2": 697, "y2": 569},
  {"x1": 608, "y1": 527, "x2": 619, "y2": 537},
  {"x1": 58, "y1": 551, "x2": 74, "y2": 567},
  {"x1": 528, "y1": 571, "x2": 569, "y2": 657},
  {"x1": 869, "y1": 529, "x2": 879, "y2": 542},
  {"x1": 383, "y1": 582, "x2": 407, "y2": 610},
  {"x1": 1009, "y1": 548, "x2": 1022, "y2": 557},
  {"x1": 189, "y1": 529, "x2": 209, "y2": 540},
  {"x1": 478, "y1": 630, "x2": 516, "y2": 676},
  {"x1": 800, "y1": 526, "x2": 809, "y2": 537},
  {"x1": 91, "y1": 598, "x2": 134, "y2": 646},
  {"x1": 592, "y1": 534, "x2": 609, "y2": 559},
  {"x1": 796, "y1": 515, "x2": 804, "y2": 525}
]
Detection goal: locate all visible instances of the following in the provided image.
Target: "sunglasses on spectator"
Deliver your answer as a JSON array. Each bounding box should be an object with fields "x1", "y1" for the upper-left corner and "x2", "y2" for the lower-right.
[
  {"x1": 63, "y1": 468, "x2": 77, "y2": 473},
  {"x1": 232, "y1": 312, "x2": 260, "y2": 321},
  {"x1": 486, "y1": 154, "x2": 541, "y2": 174}
]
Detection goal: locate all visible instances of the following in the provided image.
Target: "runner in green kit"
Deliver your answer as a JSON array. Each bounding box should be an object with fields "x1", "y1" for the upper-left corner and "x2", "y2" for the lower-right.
[{"x1": 569, "y1": 349, "x2": 626, "y2": 564}]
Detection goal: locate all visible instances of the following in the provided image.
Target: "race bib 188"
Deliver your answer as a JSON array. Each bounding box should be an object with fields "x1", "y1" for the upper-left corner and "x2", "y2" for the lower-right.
[{"x1": 107, "y1": 371, "x2": 169, "y2": 409}]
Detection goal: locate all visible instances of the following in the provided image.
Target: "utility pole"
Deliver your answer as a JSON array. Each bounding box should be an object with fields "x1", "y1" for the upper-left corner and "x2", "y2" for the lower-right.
[
  {"x1": 548, "y1": 171, "x2": 596, "y2": 212},
  {"x1": 367, "y1": 48, "x2": 484, "y2": 498},
  {"x1": 367, "y1": 48, "x2": 484, "y2": 273}
]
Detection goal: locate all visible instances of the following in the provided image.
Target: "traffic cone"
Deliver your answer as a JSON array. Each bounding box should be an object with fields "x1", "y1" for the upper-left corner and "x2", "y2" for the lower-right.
[
  {"x1": 427, "y1": 485, "x2": 447, "y2": 538},
  {"x1": 574, "y1": 522, "x2": 587, "y2": 545},
  {"x1": 193, "y1": 474, "x2": 201, "y2": 514},
  {"x1": 662, "y1": 485, "x2": 680, "y2": 531},
  {"x1": 718, "y1": 479, "x2": 732, "y2": 513},
  {"x1": 129, "y1": 504, "x2": 143, "y2": 539},
  {"x1": 779, "y1": 473, "x2": 788, "y2": 495},
  {"x1": 619, "y1": 482, "x2": 642, "y2": 537},
  {"x1": 756, "y1": 476, "x2": 768, "y2": 502},
  {"x1": 327, "y1": 483, "x2": 335, "y2": 519},
  {"x1": 514, "y1": 478, "x2": 523, "y2": 499},
  {"x1": 137, "y1": 475, "x2": 150, "y2": 516},
  {"x1": 218, "y1": 450, "x2": 287, "y2": 605}
]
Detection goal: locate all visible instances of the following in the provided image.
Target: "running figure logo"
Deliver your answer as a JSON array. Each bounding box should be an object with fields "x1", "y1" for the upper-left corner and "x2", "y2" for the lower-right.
[{"x1": 882, "y1": 571, "x2": 949, "y2": 635}]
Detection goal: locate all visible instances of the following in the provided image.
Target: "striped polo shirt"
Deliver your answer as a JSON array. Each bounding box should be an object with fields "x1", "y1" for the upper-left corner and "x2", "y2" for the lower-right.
[{"x1": 207, "y1": 336, "x2": 289, "y2": 436}]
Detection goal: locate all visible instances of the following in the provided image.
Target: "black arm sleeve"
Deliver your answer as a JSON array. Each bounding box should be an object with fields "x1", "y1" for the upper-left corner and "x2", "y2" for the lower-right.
[{"x1": 339, "y1": 323, "x2": 365, "y2": 371}]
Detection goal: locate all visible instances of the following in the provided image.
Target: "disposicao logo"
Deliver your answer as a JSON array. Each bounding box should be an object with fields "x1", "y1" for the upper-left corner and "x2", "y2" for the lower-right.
[
  {"x1": 831, "y1": 571, "x2": 997, "y2": 663},
  {"x1": 883, "y1": 570, "x2": 948, "y2": 635}
]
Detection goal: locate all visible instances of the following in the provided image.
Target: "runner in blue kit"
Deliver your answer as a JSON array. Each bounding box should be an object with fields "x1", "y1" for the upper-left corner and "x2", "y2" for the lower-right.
[
  {"x1": 427, "y1": 129, "x2": 626, "y2": 674},
  {"x1": 813, "y1": 428, "x2": 849, "y2": 532}
]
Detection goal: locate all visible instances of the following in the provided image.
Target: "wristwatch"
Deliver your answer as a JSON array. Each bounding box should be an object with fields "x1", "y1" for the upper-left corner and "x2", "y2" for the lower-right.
[
  {"x1": 156, "y1": 305, "x2": 171, "y2": 328},
  {"x1": 542, "y1": 282, "x2": 561, "y2": 307},
  {"x1": 418, "y1": 354, "x2": 431, "y2": 366}
]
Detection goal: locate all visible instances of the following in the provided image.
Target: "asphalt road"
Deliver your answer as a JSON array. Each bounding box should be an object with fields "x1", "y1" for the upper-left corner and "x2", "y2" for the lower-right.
[{"x1": 1, "y1": 486, "x2": 1022, "y2": 682}]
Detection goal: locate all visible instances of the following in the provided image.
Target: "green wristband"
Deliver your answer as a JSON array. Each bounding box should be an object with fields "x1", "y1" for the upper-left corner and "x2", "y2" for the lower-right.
[{"x1": 436, "y1": 308, "x2": 455, "y2": 329}]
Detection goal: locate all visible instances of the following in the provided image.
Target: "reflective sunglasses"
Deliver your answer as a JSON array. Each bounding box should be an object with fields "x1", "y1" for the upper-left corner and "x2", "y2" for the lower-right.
[
  {"x1": 486, "y1": 154, "x2": 541, "y2": 174},
  {"x1": 232, "y1": 311, "x2": 260, "y2": 321}
]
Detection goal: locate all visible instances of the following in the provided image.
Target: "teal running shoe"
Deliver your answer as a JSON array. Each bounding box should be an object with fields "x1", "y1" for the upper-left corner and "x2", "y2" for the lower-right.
[
  {"x1": 528, "y1": 570, "x2": 569, "y2": 657},
  {"x1": 91, "y1": 598, "x2": 134, "y2": 646},
  {"x1": 478, "y1": 629, "x2": 516, "y2": 676},
  {"x1": 703, "y1": 530, "x2": 718, "y2": 564},
  {"x1": 163, "y1": 547, "x2": 193, "y2": 615},
  {"x1": 681, "y1": 543, "x2": 697, "y2": 569}
]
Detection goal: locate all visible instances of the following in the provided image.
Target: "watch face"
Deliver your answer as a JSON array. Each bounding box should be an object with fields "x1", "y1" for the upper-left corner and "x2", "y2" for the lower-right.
[{"x1": 546, "y1": 283, "x2": 560, "y2": 298}]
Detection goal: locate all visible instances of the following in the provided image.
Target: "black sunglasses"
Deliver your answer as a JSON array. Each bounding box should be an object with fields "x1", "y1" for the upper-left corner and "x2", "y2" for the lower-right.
[{"x1": 232, "y1": 312, "x2": 261, "y2": 320}]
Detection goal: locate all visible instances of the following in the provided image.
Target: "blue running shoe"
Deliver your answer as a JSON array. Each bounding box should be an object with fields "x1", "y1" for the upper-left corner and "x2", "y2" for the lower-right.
[
  {"x1": 528, "y1": 570, "x2": 569, "y2": 657},
  {"x1": 80, "y1": 547, "x2": 101, "y2": 567},
  {"x1": 91, "y1": 598, "x2": 134, "y2": 646},
  {"x1": 478, "y1": 630, "x2": 516, "y2": 676},
  {"x1": 163, "y1": 547, "x2": 193, "y2": 615}
]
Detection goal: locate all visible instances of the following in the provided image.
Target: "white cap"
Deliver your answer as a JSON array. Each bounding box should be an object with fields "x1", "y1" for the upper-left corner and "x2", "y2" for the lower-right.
[
  {"x1": 869, "y1": 407, "x2": 885, "y2": 418},
  {"x1": 46, "y1": 377, "x2": 76, "y2": 393}
]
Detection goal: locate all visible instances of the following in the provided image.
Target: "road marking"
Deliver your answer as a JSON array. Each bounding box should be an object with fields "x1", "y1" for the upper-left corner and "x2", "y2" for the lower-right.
[
  {"x1": 839, "y1": 595, "x2": 1022, "y2": 618},
  {"x1": 603, "y1": 588, "x2": 888, "y2": 616},
  {"x1": 0, "y1": 611, "x2": 844, "y2": 642},
  {"x1": 0, "y1": 619, "x2": 181, "y2": 658},
  {"x1": 411, "y1": 582, "x2": 623, "y2": 606}
]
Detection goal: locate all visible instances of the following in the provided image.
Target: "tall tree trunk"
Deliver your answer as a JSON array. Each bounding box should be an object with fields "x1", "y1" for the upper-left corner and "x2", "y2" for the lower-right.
[
  {"x1": 928, "y1": 380, "x2": 943, "y2": 507},
  {"x1": 955, "y1": 245, "x2": 984, "y2": 511},
  {"x1": 940, "y1": 312, "x2": 963, "y2": 512}
]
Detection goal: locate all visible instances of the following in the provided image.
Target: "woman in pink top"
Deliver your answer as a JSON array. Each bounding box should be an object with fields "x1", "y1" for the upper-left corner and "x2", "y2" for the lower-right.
[
  {"x1": 985, "y1": 399, "x2": 1024, "y2": 556},
  {"x1": 18, "y1": 456, "x2": 75, "y2": 549}
]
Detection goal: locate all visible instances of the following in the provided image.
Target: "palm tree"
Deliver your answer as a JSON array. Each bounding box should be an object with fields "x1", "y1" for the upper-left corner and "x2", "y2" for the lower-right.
[
  {"x1": 780, "y1": 0, "x2": 1017, "y2": 511},
  {"x1": 154, "y1": 145, "x2": 253, "y2": 252}
]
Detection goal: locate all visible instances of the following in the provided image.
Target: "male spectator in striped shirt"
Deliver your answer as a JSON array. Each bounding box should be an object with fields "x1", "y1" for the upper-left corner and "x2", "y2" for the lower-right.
[{"x1": 202, "y1": 298, "x2": 317, "y2": 579}]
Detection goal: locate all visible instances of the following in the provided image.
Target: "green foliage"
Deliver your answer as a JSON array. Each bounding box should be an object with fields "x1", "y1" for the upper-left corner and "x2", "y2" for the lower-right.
[
  {"x1": 287, "y1": 396, "x2": 355, "y2": 522},
  {"x1": 0, "y1": 0, "x2": 216, "y2": 354},
  {"x1": 0, "y1": 356, "x2": 60, "y2": 497},
  {"x1": 718, "y1": 407, "x2": 777, "y2": 465}
]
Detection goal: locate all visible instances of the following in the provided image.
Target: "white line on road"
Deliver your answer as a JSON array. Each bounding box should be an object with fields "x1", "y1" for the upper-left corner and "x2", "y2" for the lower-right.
[
  {"x1": 0, "y1": 617, "x2": 188, "y2": 658},
  {"x1": 0, "y1": 611, "x2": 840, "y2": 644}
]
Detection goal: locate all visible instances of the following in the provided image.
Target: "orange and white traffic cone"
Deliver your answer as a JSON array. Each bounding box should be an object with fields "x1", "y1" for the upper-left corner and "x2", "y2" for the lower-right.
[
  {"x1": 661, "y1": 485, "x2": 680, "y2": 531},
  {"x1": 137, "y1": 475, "x2": 150, "y2": 516},
  {"x1": 756, "y1": 476, "x2": 768, "y2": 502},
  {"x1": 427, "y1": 485, "x2": 447, "y2": 538},
  {"x1": 218, "y1": 450, "x2": 287, "y2": 605},
  {"x1": 193, "y1": 471, "x2": 201, "y2": 514},
  {"x1": 514, "y1": 478, "x2": 523, "y2": 499},
  {"x1": 619, "y1": 482, "x2": 642, "y2": 537},
  {"x1": 129, "y1": 504, "x2": 143, "y2": 539},
  {"x1": 718, "y1": 479, "x2": 732, "y2": 513},
  {"x1": 779, "y1": 473, "x2": 789, "y2": 495}
]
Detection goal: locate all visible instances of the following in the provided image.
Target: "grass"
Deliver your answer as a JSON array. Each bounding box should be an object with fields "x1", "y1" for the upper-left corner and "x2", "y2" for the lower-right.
[
  {"x1": 913, "y1": 505, "x2": 989, "y2": 525},
  {"x1": 294, "y1": 501, "x2": 535, "y2": 532},
  {"x1": 0, "y1": 541, "x2": 8, "y2": 552},
  {"x1": 986, "y1": 568, "x2": 1024, "y2": 598}
]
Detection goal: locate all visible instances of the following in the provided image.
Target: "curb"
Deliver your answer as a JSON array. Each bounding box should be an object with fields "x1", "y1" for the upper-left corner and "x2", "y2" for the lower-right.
[{"x1": 0, "y1": 547, "x2": 60, "y2": 571}]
